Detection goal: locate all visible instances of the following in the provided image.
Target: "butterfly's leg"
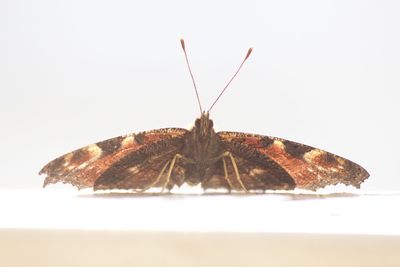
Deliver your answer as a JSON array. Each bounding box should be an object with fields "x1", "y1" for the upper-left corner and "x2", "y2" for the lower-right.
[
  {"x1": 160, "y1": 154, "x2": 185, "y2": 193},
  {"x1": 135, "y1": 160, "x2": 171, "y2": 193},
  {"x1": 222, "y1": 157, "x2": 234, "y2": 192},
  {"x1": 223, "y1": 152, "x2": 249, "y2": 193},
  {"x1": 160, "y1": 154, "x2": 195, "y2": 192}
]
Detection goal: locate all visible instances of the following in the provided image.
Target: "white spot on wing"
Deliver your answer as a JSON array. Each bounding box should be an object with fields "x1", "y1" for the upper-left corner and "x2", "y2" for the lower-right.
[
  {"x1": 304, "y1": 149, "x2": 324, "y2": 162},
  {"x1": 307, "y1": 167, "x2": 316, "y2": 173},
  {"x1": 67, "y1": 165, "x2": 76, "y2": 170},
  {"x1": 87, "y1": 144, "x2": 102, "y2": 157},
  {"x1": 121, "y1": 135, "x2": 135, "y2": 148},
  {"x1": 128, "y1": 166, "x2": 139, "y2": 174},
  {"x1": 337, "y1": 157, "x2": 345, "y2": 165},
  {"x1": 273, "y1": 140, "x2": 285, "y2": 149},
  {"x1": 78, "y1": 162, "x2": 88, "y2": 169},
  {"x1": 317, "y1": 166, "x2": 326, "y2": 171},
  {"x1": 250, "y1": 168, "x2": 265, "y2": 176}
]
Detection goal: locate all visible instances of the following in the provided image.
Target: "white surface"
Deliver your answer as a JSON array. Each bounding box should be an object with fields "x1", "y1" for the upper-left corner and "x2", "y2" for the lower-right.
[
  {"x1": 1, "y1": 189, "x2": 399, "y2": 235},
  {"x1": 0, "y1": 0, "x2": 400, "y2": 191},
  {"x1": 1, "y1": 189, "x2": 400, "y2": 267}
]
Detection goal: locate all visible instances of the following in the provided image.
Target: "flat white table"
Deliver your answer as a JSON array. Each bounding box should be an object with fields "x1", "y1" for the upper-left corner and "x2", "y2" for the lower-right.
[{"x1": 1, "y1": 188, "x2": 399, "y2": 267}]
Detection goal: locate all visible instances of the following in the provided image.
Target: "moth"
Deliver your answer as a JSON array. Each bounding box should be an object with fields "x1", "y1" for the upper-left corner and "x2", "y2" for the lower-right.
[{"x1": 39, "y1": 39, "x2": 369, "y2": 193}]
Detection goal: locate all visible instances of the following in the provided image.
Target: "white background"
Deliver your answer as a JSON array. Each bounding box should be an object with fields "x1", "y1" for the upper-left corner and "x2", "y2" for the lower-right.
[{"x1": 0, "y1": 0, "x2": 399, "y2": 190}]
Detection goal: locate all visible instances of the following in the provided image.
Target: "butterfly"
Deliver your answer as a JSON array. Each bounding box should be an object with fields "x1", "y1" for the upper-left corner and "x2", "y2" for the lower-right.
[{"x1": 39, "y1": 39, "x2": 369, "y2": 193}]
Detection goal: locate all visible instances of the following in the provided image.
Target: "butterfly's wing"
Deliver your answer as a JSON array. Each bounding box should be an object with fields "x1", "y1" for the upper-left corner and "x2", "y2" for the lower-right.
[
  {"x1": 93, "y1": 133, "x2": 187, "y2": 191},
  {"x1": 216, "y1": 132, "x2": 369, "y2": 191},
  {"x1": 39, "y1": 128, "x2": 189, "y2": 189},
  {"x1": 201, "y1": 149, "x2": 296, "y2": 192}
]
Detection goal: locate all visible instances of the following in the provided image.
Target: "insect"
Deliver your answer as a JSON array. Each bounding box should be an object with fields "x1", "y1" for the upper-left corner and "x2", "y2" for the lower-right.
[{"x1": 39, "y1": 39, "x2": 369, "y2": 193}]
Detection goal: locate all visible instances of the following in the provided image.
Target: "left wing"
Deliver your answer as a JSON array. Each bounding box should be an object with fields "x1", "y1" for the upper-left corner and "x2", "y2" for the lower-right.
[
  {"x1": 39, "y1": 128, "x2": 189, "y2": 189},
  {"x1": 217, "y1": 131, "x2": 369, "y2": 190},
  {"x1": 93, "y1": 134, "x2": 187, "y2": 191}
]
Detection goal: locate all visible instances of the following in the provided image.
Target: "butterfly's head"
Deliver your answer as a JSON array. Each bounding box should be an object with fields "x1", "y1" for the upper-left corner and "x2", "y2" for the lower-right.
[{"x1": 194, "y1": 112, "x2": 214, "y2": 139}]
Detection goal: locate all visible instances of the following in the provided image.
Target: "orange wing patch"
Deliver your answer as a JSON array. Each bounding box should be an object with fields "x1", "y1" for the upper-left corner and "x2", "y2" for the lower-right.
[
  {"x1": 39, "y1": 128, "x2": 188, "y2": 189},
  {"x1": 217, "y1": 132, "x2": 369, "y2": 190}
]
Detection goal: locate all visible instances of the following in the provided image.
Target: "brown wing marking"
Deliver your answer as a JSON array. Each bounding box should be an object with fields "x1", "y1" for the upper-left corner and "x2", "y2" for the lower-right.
[
  {"x1": 202, "y1": 139, "x2": 296, "y2": 191},
  {"x1": 93, "y1": 134, "x2": 186, "y2": 191},
  {"x1": 217, "y1": 132, "x2": 369, "y2": 190},
  {"x1": 39, "y1": 128, "x2": 188, "y2": 189}
]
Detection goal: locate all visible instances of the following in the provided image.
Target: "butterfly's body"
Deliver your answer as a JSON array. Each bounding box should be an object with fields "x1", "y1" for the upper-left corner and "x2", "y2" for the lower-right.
[
  {"x1": 39, "y1": 39, "x2": 369, "y2": 192},
  {"x1": 181, "y1": 112, "x2": 221, "y2": 185}
]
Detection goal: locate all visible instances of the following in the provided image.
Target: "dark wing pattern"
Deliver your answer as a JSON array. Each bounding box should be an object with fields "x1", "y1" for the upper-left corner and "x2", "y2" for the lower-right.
[
  {"x1": 201, "y1": 153, "x2": 296, "y2": 192},
  {"x1": 39, "y1": 128, "x2": 189, "y2": 189},
  {"x1": 93, "y1": 133, "x2": 187, "y2": 191},
  {"x1": 201, "y1": 136, "x2": 296, "y2": 191},
  {"x1": 217, "y1": 132, "x2": 369, "y2": 190}
]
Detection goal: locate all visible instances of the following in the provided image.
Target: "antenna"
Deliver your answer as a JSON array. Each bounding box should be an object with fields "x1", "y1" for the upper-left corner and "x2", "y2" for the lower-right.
[
  {"x1": 208, "y1": 47, "x2": 253, "y2": 112},
  {"x1": 180, "y1": 38, "x2": 203, "y2": 114}
]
